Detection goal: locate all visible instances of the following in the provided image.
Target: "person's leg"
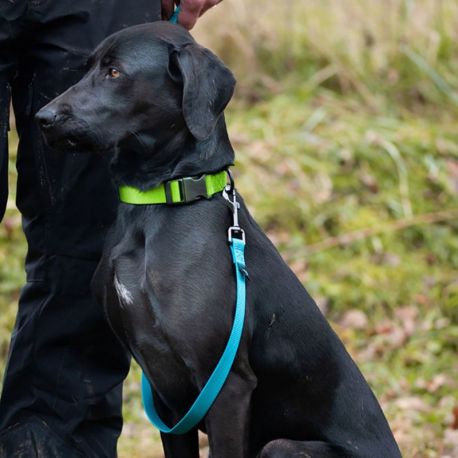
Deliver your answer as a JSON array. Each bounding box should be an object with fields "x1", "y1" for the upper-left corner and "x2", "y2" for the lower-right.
[{"x1": 0, "y1": 1, "x2": 161, "y2": 456}]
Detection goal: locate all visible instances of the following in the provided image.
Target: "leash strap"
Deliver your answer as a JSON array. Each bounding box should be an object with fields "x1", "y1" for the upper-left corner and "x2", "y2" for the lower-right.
[
  {"x1": 169, "y1": 6, "x2": 181, "y2": 24},
  {"x1": 141, "y1": 235, "x2": 247, "y2": 434}
]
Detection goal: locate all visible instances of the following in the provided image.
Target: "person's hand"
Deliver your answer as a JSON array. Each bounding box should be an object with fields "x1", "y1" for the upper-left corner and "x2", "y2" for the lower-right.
[{"x1": 162, "y1": 0, "x2": 223, "y2": 30}]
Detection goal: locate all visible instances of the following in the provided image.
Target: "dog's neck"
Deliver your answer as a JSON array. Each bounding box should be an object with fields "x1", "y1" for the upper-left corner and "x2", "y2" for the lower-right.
[{"x1": 109, "y1": 116, "x2": 234, "y2": 190}]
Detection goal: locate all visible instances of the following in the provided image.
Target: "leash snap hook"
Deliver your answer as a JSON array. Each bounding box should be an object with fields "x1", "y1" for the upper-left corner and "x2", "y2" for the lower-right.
[{"x1": 223, "y1": 181, "x2": 245, "y2": 243}]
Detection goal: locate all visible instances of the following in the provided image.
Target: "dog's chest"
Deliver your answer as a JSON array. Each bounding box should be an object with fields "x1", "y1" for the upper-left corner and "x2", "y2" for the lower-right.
[
  {"x1": 107, "y1": 250, "x2": 207, "y2": 403},
  {"x1": 98, "y1": 211, "x2": 244, "y2": 404}
]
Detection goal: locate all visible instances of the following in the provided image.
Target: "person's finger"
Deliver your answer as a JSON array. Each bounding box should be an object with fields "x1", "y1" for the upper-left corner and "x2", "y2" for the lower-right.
[
  {"x1": 199, "y1": 0, "x2": 222, "y2": 16},
  {"x1": 177, "y1": 0, "x2": 203, "y2": 30},
  {"x1": 161, "y1": 0, "x2": 175, "y2": 20}
]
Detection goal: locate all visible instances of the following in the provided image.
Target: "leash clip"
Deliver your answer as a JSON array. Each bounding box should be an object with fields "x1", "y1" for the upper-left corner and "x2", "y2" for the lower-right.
[{"x1": 223, "y1": 183, "x2": 245, "y2": 243}]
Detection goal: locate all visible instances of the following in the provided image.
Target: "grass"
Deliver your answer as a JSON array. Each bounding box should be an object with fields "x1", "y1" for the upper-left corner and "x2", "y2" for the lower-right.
[
  {"x1": 195, "y1": 0, "x2": 458, "y2": 112},
  {"x1": 1, "y1": 1, "x2": 458, "y2": 457}
]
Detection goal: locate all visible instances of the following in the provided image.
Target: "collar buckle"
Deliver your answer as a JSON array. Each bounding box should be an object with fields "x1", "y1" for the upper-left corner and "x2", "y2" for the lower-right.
[{"x1": 178, "y1": 175, "x2": 208, "y2": 203}]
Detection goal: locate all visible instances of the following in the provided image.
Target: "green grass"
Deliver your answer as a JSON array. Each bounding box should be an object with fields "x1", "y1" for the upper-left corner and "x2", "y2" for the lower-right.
[
  {"x1": 1, "y1": 1, "x2": 458, "y2": 456},
  {"x1": 226, "y1": 87, "x2": 458, "y2": 457},
  {"x1": 195, "y1": 0, "x2": 458, "y2": 113}
]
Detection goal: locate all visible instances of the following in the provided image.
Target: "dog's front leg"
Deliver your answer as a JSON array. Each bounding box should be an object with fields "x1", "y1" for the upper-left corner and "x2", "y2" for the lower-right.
[
  {"x1": 205, "y1": 371, "x2": 257, "y2": 458},
  {"x1": 160, "y1": 429, "x2": 199, "y2": 458},
  {"x1": 149, "y1": 392, "x2": 200, "y2": 458}
]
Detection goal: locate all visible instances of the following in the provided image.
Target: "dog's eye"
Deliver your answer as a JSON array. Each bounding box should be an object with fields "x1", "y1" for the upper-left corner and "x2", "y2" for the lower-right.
[{"x1": 106, "y1": 68, "x2": 121, "y2": 79}]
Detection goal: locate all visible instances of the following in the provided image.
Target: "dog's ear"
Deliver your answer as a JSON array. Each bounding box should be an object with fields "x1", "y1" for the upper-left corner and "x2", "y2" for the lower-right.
[{"x1": 169, "y1": 44, "x2": 236, "y2": 140}]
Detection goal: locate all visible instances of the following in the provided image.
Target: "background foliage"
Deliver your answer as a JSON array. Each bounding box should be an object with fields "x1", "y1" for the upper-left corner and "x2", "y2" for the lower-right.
[{"x1": 1, "y1": 1, "x2": 457, "y2": 456}]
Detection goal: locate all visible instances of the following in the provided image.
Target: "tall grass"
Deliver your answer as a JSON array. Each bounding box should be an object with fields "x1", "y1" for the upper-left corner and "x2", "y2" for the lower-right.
[{"x1": 195, "y1": 0, "x2": 458, "y2": 111}]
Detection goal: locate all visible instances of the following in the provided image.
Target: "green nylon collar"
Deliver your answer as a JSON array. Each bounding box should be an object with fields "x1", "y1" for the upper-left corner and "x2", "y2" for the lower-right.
[{"x1": 119, "y1": 170, "x2": 227, "y2": 205}]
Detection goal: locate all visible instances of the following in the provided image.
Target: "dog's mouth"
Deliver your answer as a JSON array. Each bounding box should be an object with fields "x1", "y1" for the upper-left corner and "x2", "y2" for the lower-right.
[{"x1": 39, "y1": 117, "x2": 112, "y2": 154}]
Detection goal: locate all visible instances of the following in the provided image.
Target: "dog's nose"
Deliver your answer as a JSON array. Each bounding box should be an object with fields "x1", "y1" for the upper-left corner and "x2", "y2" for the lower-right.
[{"x1": 35, "y1": 107, "x2": 60, "y2": 130}]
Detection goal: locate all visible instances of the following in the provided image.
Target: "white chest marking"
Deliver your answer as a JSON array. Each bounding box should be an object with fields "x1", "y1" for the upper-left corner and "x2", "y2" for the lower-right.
[{"x1": 114, "y1": 274, "x2": 134, "y2": 306}]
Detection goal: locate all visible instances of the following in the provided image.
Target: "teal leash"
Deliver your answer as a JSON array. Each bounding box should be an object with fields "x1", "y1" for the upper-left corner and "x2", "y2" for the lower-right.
[
  {"x1": 141, "y1": 8, "x2": 248, "y2": 436},
  {"x1": 141, "y1": 180, "x2": 248, "y2": 434},
  {"x1": 169, "y1": 6, "x2": 181, "y2": 24}
]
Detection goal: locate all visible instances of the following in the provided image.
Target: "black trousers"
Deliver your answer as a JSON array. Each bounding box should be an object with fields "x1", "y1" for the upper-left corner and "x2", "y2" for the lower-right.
[{"x1": 0, "y1": 1, "x2": 160, "y2": 456}]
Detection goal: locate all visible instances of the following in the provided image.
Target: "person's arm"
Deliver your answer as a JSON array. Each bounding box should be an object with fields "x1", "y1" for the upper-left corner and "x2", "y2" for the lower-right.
[{"x1": 162, "y1": 0, "x2": 223, "y2": 30}]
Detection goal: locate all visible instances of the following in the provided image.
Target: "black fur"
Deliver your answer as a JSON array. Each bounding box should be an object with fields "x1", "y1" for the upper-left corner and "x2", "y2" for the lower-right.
[{"x1": 36, "y1": 22, "x2": 402, "y2": 458}]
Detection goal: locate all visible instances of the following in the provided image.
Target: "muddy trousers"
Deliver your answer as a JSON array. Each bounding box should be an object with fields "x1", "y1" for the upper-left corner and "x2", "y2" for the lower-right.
[{"x1": 0, "y1": 1, "x2": 160, "y2": 456}]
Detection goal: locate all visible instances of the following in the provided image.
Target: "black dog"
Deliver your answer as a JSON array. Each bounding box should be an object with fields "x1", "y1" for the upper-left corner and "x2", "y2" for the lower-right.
[{"x1": 36, "y1": 22, "x2": 402, "y2": 458}]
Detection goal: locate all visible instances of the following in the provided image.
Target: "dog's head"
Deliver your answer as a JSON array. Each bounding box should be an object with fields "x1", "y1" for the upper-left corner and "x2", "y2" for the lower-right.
[{"x1": 36, "y1": 22, "x2": 236, "y2": 153}]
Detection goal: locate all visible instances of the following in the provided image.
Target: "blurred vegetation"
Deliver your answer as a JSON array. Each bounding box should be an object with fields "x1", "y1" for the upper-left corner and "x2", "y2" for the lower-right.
[{"x1": 1, "y1": 1, "x2": 458, "y2": 457}]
